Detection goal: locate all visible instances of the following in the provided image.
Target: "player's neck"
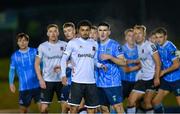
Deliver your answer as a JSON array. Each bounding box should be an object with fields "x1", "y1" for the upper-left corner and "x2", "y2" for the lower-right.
[
  {"x1": 49, "y1": 39, "x2": 58, "y2": 44},
  {"x1": 127, "y1": 43, "x2": 135, "y2": 48},
  {"x1": 19, "y1": 47, "x2": 29, "y2": 52},
  {"x1": 101, "y1": 38, "x2": 109, "y2": 44}
]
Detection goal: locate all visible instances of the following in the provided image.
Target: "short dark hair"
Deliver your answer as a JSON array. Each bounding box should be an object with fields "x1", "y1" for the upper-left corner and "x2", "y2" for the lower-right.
[
  {"x1": 154, "y1": 27, "x2": 167, "y2": 35},
  {"x1": 91, "y1": 25, "x2": 97, "y2": 30},
  {"x1": 47, "y1": 24, "x2": 59, "y2": 31},
  {"x1": 63, "y1": 22, "x2": 75, "y2": 29},
  {"x1": 98, "y1": 22, "x2": 110, "y2": 29},
  {"x1": 16, "y1": 33, "x2": 29, "y2": 42},
  {"x1": 77, "y1": 20, "x2": 92, "y2": 30}
]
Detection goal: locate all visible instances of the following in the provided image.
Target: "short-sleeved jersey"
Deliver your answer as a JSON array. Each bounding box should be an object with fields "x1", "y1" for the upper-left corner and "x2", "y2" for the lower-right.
[
  {"x1": 136, "y1": 40, "x2": 158, "y2": 80},
  {"x1": 37, "y1": 40, "x2": 67, "y2": 82},
  {"x1": 96, "y1": 39, "x2": 124, "y2": 87},
  {"x1": 122, "y1": 43, "x2": 139, "y2": 82},
  {"x1": 9, "y1": 47, "x2": 39, "y2": 91},
  {"x1": 157, "y1": 41, "x2": 180, "y2": 82},
  {"x1": 62, "y1": 38, "x2": 97, "y2": 84}
]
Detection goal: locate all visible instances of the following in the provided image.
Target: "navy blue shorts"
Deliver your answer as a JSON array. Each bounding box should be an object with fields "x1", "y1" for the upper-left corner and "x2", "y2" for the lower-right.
[
  {"x1": 98, "y1": 86, "x2": 123, "y2": 106},
  {"x1": 60, "y1": 85, "x2": 71, "y2": 102},
  {"x1": 160, "y1": 79, "x2": 180, "y2": 96},
  {"x1": 122, "y1": 81, "x2": 135, "y2": 99},
  {"x1": 19, "y1": 88, "x2": 40, "y2": 107}
]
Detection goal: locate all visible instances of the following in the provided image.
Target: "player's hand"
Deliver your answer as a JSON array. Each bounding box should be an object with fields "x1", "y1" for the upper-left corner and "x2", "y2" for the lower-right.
[
  {"x1": 62, "y1": 76, "x2": 67, "y2": 86},
  {"x1": 10, "y1": 84, "x2": 16, "y2": 93},
  {"x1": 154, "y1": 78, "x2": 160, "y2": 87},
  {"x1": 160, "y1": 70, "x2": 165, "y2": 77},
  {"x1": 100, "y1": 54, "x2": 112, "y2": 60},
  {"x1": 54, "y1": 65, "x2": 61, "y2": 73},
  {"x1": 39, "y1": 79, "x2": 46, "y2": 89}
]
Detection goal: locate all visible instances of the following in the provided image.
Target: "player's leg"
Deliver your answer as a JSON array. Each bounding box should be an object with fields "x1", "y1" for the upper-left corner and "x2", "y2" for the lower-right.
[
  {"x1": 85, "y1": 84, "x2": 100, "y2": 113},
  {"x1": 173, "y1": 80, "x2": 180, "y2": 106},
  {"x1": 127, "y1": 80, "x2": 145, "y2": 114},
  {"x1": 32, "y1": 87, "x2": 41, "y2": 112},
  {"x1": 40, "y1": 82, "x2": 54, "y2": 113},
  {"x1": 59, "y1": 85, "x2": 70, "y2": 113},
  {"x1": 68, "y1": 82, "x2": 83, "y2": 113},
  {"x1": 143, "y1": 90, "x2": 155, "y2": 113},
  {"x1": 152, "y1": 89, "x2": 169, "y2": 113},
  {"x1": 98, "y1": 87, "x2": 110, "y2": 113},
  {"x1": 19, "y1": 90, "x2": 32, "y2": 113}
]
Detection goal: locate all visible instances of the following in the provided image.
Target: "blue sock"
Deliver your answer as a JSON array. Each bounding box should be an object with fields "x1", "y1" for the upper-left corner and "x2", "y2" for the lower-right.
[{"x1": 154, "y1": 103, "x2": 164, "y2": 113}]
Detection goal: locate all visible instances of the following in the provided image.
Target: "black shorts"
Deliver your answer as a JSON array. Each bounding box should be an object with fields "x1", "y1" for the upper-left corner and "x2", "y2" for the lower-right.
[
  {"x1": 122, "y1": 81, "x2": 135, "y2": 99},
  {"x1": 60, "y1": 85, "x2": 71, "y2": 102},
  {"x1": 68, "y1": 82, "x2": 99, "y2": 108},
  {"x1": 133, "y1": 79, "x2": 155, "y2": 93},
  {"x1": 40, "y1": 82, "x2": 63, "y2": 104},
  {"x1": 19, "y1": 88, "x2": 40, "y2": 107}
]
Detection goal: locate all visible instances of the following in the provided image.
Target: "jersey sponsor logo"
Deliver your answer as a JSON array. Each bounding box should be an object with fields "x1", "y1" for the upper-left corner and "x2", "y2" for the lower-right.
[
  {"x1": 47, "y1": 55, "x2": 62, "y2": 59},
  {"x1": 78, "y1": 53, "x2": 94, "y2": 58},
  {"x1": 142, "y1": 49, "x2": 144, "y2": 53},
  {"x1": 92, "y1": 46, "x2": 96, "y2": 51},
  {"x1": 151, "y1": 45, "x2": 157, "y2": 52},
  {"x1": 60, "y1": 47, "x2": 64, "y2": 51}
]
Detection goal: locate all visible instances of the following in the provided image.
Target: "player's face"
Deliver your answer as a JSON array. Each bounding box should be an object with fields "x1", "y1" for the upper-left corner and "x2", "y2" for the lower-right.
[
  {"x1": 149, "y1": 34, "x2": 157, "y2": 44},
  {"x1": 17, "y1": 37, "x2": 29, "y2": 50},
  {"x1": 125, "y1": 31, "x2": 135, "y2": 45},
  {"x1": 98, "y1": 26, "x2": 110, "y2": 42},
  {"x1": 79, "y1": 26, "x2": 90, "y2": 39},
  {"x1": 47, "y1": 27, "x2": 59, "y2": 42},
  {"x1": 89, "y1": 29, "x2": 98, "y2": 41},
  {"x1": 156, "y1": 33, "x2": 167, "y2": 46},
  {"x1": 134, "y1": 28, "x2": 145, "y2": 44},
  {"x1": 63, "y1": 26, "x2": 75, "y2": 40}
]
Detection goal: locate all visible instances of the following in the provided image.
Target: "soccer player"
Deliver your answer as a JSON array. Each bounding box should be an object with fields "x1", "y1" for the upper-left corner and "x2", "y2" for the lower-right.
[
  {"x1": 90, "y1": 25, "x2": 98, "y2": 41},
  {"x1": 152, "y1": 27, "x2": 180, "y2": 113},
  {"x1": 61, "y1": 22, "x2": 76, "y2": 113},
  {"x1": 127, "y1": 25, "x2": 161, "y2": 114},
  {"x1": 61, "y1": 20, "x2": 101, "y2": 113},
  {"x1": 9, "y1": 33, "x2": 40, "y2": 113},
  {"x1": 96, "y1": 22, "x2": 126, "y2": 113},
  {"x1": 121, "y1": 28, "x2": 141, "y2": 100},
  {"x1": 35, "y1": 24, "x2": 67, "y2": 113}
]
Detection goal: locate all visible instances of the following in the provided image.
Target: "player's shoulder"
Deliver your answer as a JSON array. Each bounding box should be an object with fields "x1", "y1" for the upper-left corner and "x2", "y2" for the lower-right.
[
  {"x1": 39, "y1": 41, "x2": 48, "y2": 47},
  {"x1": 58, "y1": 40, "x2": 67, "y2": 45},
  {"x1": 166, "y1": 41, "x2": 176, "y2": 48}
]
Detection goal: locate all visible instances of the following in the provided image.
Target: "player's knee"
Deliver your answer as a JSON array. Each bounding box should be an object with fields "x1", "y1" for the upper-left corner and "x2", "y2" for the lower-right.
[
  {"x1": 127, "y1": 97, "x2": 136, "y2": 107},
  {"x1": 41, "y1": 104, "x2": 48, "y2": 113},
  {"x1": 70, "y1": 105, "x2": 78, "y2": 113},
  {"x1": 144, "y1": 98, "x2": 153, "y2": 109}
]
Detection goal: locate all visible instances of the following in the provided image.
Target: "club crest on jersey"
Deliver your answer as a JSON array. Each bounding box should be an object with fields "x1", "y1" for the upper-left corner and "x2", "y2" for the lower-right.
[
  {"x1": 106, "y1": 48, "x2": 111, "y2": 53},
  {"x1": 142, "y1": 49, "x2": 144, "y2": 53},
  {"x1": 79, "y1": 46, "x2": 83, "y2": 48},
  {"x1": 92, "y1": 46, "x2": 96, "y2": 51},
  {"x1": 118, "y1": 46, "x2": 122, "y2": 52},
  {"x1": 151, "y1": 45, "x2": 157, "y2": 52},
  {"x1": 48, "y1": 48, "x2": 51, "y2": 51},
  {"x1": 60, "y1": 47, "x2": 64, "y2": 51}
]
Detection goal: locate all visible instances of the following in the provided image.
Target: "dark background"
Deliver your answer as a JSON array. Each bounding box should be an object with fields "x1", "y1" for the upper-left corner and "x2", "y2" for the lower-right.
[{"x1": 0, "y1": 0, "x2": 180, "y2": 57}]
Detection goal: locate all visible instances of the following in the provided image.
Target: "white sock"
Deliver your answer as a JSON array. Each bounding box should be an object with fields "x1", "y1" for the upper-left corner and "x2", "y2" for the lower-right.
[
  {"x1": 146, "y1": 109, "x2": 154, "y2": 114},
  {"x1": 127, "y1": 107, "x2": 136, "y2": 114}
]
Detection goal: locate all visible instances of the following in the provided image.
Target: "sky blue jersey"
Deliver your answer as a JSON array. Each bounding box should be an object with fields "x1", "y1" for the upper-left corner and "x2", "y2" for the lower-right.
[
  {"x1": 96, "y1": 39, "x2": 124, "y2": 87},
  {"x1": 122, "y1": 43, "x2": 139, "y2": 82},
  {"x1": 157, "y1": 41, "x2": 180, "y2": 82},
  {"x1": 9, "y1": 47, "x2": 39, "y2": 91}
]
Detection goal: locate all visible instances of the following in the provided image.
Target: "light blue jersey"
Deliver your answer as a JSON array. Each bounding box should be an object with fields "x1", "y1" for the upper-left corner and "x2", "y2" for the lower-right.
[
  {"x1": 122, "y1": 43, "x2": 139, "y2": 82},
  {"x1": 9, "y1": 47, "x2": 39, "y2": 91},
  {"x1": 157, "y1": 41, "x2": 180, "y2": 82},
  {"x1": 96, "y1": 39, "x2": 124, "y2": 87}
]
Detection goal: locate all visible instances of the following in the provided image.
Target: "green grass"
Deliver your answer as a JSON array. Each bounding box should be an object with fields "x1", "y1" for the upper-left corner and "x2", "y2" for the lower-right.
[{"x1": 0, "y1": 58, "x2": 179, "y2": 112}]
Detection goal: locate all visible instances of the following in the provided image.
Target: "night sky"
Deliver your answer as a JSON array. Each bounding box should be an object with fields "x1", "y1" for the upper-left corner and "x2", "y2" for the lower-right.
[{"x1": 0, "y1": 0, "x2": 180, "y2": 57}]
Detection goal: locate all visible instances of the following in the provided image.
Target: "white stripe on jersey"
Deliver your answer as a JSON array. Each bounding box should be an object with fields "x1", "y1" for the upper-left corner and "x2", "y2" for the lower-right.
[{"x1": 37, "y1": 40, "x2": 67, "y2": 82}]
